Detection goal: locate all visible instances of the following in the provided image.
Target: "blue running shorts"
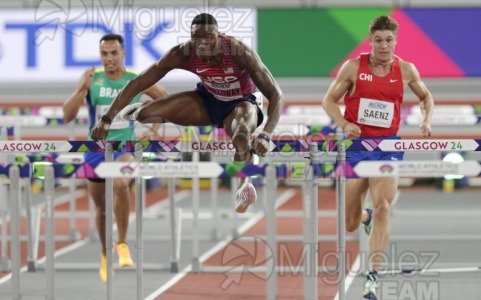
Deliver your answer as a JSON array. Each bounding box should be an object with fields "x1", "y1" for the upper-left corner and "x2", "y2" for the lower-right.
[
  {"x1": 84, "y1": 151, "x2": 129, "y2": 183},
  {"x1": 346, "y1": 135, "x2": 404, "y2": 167},
  {"x1": 195, "y1": 83, "x2": 264, "y2": 128}
]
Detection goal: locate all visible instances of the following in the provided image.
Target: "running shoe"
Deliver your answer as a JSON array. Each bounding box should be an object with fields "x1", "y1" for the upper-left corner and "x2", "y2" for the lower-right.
[
  {"x1": 119, "y1": 103, "x2": 142, "y2": 121},
  {"x1": 99, "y1": 253, "x2": 107, "y2": 282},
  {"x1": 117, "y1": 243, "x2": 134, "y2": 267},
  {"x1": 363, "y1": 272, "x2": 378, "y2": 300},
  {"x1": 235, "y1": 182, "x2": 257, "y2": 213}
]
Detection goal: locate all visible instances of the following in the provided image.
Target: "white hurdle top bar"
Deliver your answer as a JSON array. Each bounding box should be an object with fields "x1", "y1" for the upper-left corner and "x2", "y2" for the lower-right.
[{"x1": 0, "y1": 139, "x2": 479, "y2": 153}]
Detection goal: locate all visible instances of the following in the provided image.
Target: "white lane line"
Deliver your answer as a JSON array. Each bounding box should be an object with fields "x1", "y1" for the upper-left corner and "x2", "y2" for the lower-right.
[
  {"x1": 0, "y1": 239, "x2": 89, "y2": 286},
  {"x1": 144, "y1": 189, "x2": 296, "y2": 300},
  {"x1": 334, "y1": 254, "x2": 361, "y2": 300},
  {"x1": 36, "y1": 239, "x2": 89, "y2": 264},
  {"x1": 334, "y1": 190, "x2": 400, "y2": 299}
]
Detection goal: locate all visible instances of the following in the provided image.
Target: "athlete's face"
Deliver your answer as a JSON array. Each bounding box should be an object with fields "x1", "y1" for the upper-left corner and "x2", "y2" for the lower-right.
[
  {"x1": 99, "y1": 40, "x2": 125, "y2": 73},
  {"x1": 191, "y1": 24, "x2": 219, "y2": 60},
  {"x1": 369, "y1": 30, "x2": 397, "y2": 62}
]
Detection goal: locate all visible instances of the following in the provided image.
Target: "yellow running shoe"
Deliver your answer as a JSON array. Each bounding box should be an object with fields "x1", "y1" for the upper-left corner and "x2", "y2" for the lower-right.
[
  {"x1": 99, "y1": 253, "x2": 107, "y2": 282},
  {"x1": 117, "y1": 243, "x2": 134, "y2": 267}
]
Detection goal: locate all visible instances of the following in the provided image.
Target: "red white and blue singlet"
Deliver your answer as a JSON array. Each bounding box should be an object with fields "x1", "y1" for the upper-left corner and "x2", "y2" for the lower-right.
[
  {"x1": 343, "y1": 53, "x2": 404, "y2": 137},
  {"x1": 187, "y1": 34, "x2": 256, "y2": 101}
]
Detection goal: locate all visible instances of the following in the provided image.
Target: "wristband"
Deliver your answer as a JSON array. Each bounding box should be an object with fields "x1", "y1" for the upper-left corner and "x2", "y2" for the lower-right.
[
  {"x1": 101, "y1": 115, "x2": 112, "y2": 125},
  {"x1": 257, "y1": 131, "x2": 271, "y2": 143}
]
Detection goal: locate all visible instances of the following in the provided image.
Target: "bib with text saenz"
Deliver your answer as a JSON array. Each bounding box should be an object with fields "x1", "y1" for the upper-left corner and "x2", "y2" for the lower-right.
[{"x1": 357, "y1": 98, "x2": 394, "y2": 128}]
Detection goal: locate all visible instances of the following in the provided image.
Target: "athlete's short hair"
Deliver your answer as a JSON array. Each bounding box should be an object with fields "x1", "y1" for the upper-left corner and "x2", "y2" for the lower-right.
[
  {"x1": 191, "y1": 13, "x2": 218, "y2": 28},
  {"x1": 369, "y1": 15, "x2": 399, "y2": 34},
  {"x1": 100, "y1": 33, "x2": 124, "y2": 47}
]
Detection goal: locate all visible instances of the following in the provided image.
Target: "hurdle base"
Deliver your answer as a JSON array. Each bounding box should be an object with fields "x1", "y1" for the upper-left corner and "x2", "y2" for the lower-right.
[
  {"x1": 170, "y1": 261, "x2": 179, "y2": 273},
  {"x1": 89, "y1": 230, "x2": 99, "y2": 241},
  {"x1": 27, "y1": 261, "x2": 37, "y2": 272},
  {"x1": 69, "y1": 230, "x2": 82, "y2": 241},
  {"x1": 192, "y1": 258, "x2": 201, "y2": 273},
  {"x1": 1, "y1": 256, "x2": 11, "y2": 272},
  {"x1": 210, "y1": 228, "x2": 219, "y2": 241}
]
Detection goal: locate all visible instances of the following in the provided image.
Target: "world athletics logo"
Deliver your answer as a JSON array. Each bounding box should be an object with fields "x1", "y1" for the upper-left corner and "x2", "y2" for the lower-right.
[
  {"x1": 379, "y1": 164, "x2": 394, "y2": 174},
  {"x1": 120, "y1": 165, "x2": 135, "y2": 175}
]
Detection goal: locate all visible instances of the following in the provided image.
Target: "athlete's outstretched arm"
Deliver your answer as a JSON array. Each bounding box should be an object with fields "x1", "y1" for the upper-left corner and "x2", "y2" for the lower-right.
[
  {"x1": 104, "y1": 46, "x2": 183, "y2": 121},
  {"x1": 231, "y1": 39, "x2": 284, "y2": 135}
]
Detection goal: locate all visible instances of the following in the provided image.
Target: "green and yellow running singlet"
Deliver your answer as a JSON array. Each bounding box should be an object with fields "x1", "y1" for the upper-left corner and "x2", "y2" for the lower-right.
[{"x1": 86, "y1": 68, "x2": 142, "y2": 142}]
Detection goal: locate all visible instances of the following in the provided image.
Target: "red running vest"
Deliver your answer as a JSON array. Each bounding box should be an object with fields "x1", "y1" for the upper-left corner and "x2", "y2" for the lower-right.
[
  {"x1": 343, "y1": 53, "x2": 404, "y2": 137},
  {"x1": 188, "y1": 34, "x2": 256, "y2": 101}
]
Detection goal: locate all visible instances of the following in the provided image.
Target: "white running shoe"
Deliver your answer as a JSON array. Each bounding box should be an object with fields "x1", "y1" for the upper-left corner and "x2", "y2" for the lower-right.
[
  {"x1": 235, "y1": 182, "x2": 257, "y2": 213},
  {"x1": 119, "y1": 103, "x2": 142, "y2": 121}
]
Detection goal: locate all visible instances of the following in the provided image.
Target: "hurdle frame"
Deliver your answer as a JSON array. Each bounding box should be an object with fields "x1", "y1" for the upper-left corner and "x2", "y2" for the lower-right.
[{"x1": 3, "y1": 138, "x2": 481, "y2": 299}]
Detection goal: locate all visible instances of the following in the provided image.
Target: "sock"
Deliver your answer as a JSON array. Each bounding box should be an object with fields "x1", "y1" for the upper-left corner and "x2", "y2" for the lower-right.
[
  {"x1": 367, "y1": 270, "x2": 378, "y2": 281},
  {"x1": 362, "y1": 208, "x2": 372, "y2": 226}
]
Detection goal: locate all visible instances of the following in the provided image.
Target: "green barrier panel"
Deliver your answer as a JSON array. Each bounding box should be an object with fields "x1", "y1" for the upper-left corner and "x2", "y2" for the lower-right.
[{"x1": 257, "y1": 8, "x2": 391, "y2": 77}]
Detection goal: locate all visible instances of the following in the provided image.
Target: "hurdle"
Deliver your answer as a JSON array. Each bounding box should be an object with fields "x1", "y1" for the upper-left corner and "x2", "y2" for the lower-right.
[
  {"x1": 5, "y1": 113, "x2": 88, "y2": 242},
  {"x1": 9, "y1": 166, "x2": 21, "y2": 300},
  {"x1": 99, "y1": 139, "x2": 349, "y2": 300},
  {"x1": 0, "y1": 141, "x2": 368, "y2": 299},
  {"x1": 0, "y1": 115, "x2": 88, "y2": 273},
  {"x1": 0, "y1": 164, "x2": 30, "y2": 300},
  {"x1": 8, "y1": 124, "x2": 244, "y2": 272},
  {"x1": 1, "y1": 116, "x2": 188, "y2": 274},
  {"x1": 0, "y1": 125, "x2": 43, "y2": 274},
  {"x1": 0, "y1": 140, "x2": 120, "y2": 299},
  {"x1": 156, "y1": 139, "x2": 479, "y2": 299},
  {"x1": 95, "y1": 143, "x2": 282, "y2": 300},
  {"x1": 0, "y1": 139, "x2": 233, "y2": 299},
  {"x1": 3, "y1": 138, "x2": 481, "y2": 299},
  {"x1": 0, "y1": 139, "x2": 318, "y2": 299},
  {"x1": 95, "y1": 144, "x2": 243, "y2": 299},
  {"x1": 0, "y1": 127, "x2": 10, "y2": 272}
]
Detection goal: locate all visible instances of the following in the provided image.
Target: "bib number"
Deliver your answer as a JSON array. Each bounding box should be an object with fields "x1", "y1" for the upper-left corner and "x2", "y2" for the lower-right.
[{"x1": 357, "y1": 98, "x2": 394, "y2": 128}]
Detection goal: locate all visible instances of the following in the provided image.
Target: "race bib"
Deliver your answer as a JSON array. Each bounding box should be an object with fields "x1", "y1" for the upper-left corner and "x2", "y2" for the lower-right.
[
  {"x1": 204, "y1": 81, "x2": 243, "y2": 101},
  {"x1": 96, "y1": 105, "x2": 129, "y2": 130},
  {"x1": 357, "y1": 98, "x2": 394, "y2": 128}
]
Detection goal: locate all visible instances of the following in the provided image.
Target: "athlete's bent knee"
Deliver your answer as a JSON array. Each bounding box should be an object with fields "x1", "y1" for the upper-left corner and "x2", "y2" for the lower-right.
[
  {"x1": 373, "y1": 201, "x2": 390, "y2": 221},
  {"x1": 113, "y1": 180, "x2": 129, "y2": 197},
  {"x1": 231, "y1": 121, "x2": 252, "y2": 162}
]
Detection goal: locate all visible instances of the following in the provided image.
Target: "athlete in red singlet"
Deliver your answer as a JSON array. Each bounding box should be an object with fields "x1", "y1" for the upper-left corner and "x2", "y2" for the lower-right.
[
  {"x1": 91, "y1": 13, "x2": 284, "y2": 214},
  {"x1": 343, "y1": 53, "x2": 404, "y2": 137},
  {"x1": 323, "y1": 15, "x2": 433, "y2": 300}
]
